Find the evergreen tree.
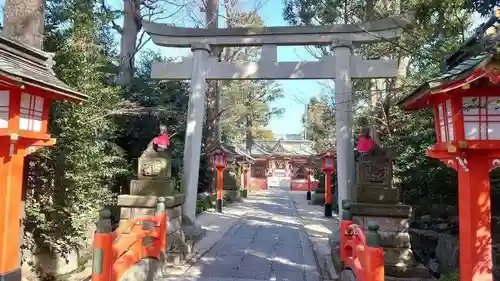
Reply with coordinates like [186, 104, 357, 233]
[23, 0, 128, 256]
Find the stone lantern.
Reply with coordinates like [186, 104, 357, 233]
[0, 35, 87, 281]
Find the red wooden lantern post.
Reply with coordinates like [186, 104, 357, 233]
[0, 36, 87, 281]
[401, 25, 500, 280]
[211, 148, 227, 213]
[242, 162, 250, 198]
[320, 151, 336, 217]
[306, 160, 313, 200]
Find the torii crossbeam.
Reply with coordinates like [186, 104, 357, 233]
[143, 14, 412, 220]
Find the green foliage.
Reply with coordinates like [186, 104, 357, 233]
[23, 0, 128, 256]
[115, 50, 189, 185]
[439, 270, 460, 281]
[196, 200, 213, 214]
[303, 96, 335, 152]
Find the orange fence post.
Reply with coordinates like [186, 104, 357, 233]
[340, 201, 353, 263]
[92, 210, 114, 281]
[363, 222, 384, 281]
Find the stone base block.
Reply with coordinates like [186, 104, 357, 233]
[130, 179, 175, 196]
[224, 190, 241, 202]
[166, 230, 186, 251]
[353, 215, 409, 233]
[386, 263, 433, 279]
[311, 192, 325, 205]
[350, 202, 412, 218]
[384, 247, 418, 267]
[356, 184, 399, 204]
[119, 257, 167, 281]
[118, 194, 184, 208]
[182, 216, 206, 242]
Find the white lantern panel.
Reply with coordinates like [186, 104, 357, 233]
[0, 90, 9, 128]
[438, 104, 444, 126]
[464, 122, 488, 140]
[440, 125, 446, 142]
[464, 122, 479, 140]
[448, 124, 454, 141]
[488, 122, 500, 139]
[325, 157, 334, 168]
[19, 93, 43, 132]
[487, 97, 500, 115]
[462, 97, 481, 115]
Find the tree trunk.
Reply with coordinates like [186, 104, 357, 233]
[205, 0, 220, 193]
[245, 113, 253, 155]
[118, 0, 141, 86]
[3, 0, 45, 49]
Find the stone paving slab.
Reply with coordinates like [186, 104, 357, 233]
[288, 191, 340, 281]
[162, 187, 322, 281]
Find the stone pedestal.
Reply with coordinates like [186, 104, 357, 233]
[349, 150, 432, 280]
[117, 140, 205, 266]
[311, 175, 325, 205]
[350, 203, 432, 279]
[223, 169, 241, 202]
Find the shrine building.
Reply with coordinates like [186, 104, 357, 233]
[233, 138, 320, 191]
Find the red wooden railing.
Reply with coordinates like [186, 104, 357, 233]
[340, 201, 385, 281]
[91, 197, 167, 281]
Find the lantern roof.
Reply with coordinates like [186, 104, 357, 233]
[317, 149, 336, 158]
[400, 9, 500, 110]
[0, 34, 87, 102]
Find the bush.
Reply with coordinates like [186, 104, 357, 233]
[439, 271, 459, 281]
[196, 200, 213, 214]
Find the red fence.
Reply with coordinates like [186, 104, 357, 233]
[290, 179, 319, 191]
[340, 202, 384, 281]
[91, 197, 167, 281]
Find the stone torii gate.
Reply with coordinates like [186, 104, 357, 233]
[143, 16, 412, 220]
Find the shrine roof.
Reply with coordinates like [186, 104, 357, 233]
[400, 10, 500, 110]
[237, 139, 316, 158]
[0, 34, 87, 101]
[221, 143, 256, 163]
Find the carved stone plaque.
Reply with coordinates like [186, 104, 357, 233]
[357, 156, 392, 188]
[356, 149, 399, 204]
[141, 159, 167, 177]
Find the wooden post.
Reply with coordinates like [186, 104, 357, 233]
[216, 167, 223, 213]
[0, 139, 26, 281]
[457, 155, 492, 281]
[324, 172, 333, 217]
[92, 210, 113, 281]
[340, 201, 353, 262]
[306, 169, 312, 200]
[364, 222, 384, 281]
[241, 167, 248, 198]
[156, 197, 167, 250]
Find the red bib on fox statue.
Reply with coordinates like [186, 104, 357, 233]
[356, 127, 377, 153]
[152, 125, 169, 151]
